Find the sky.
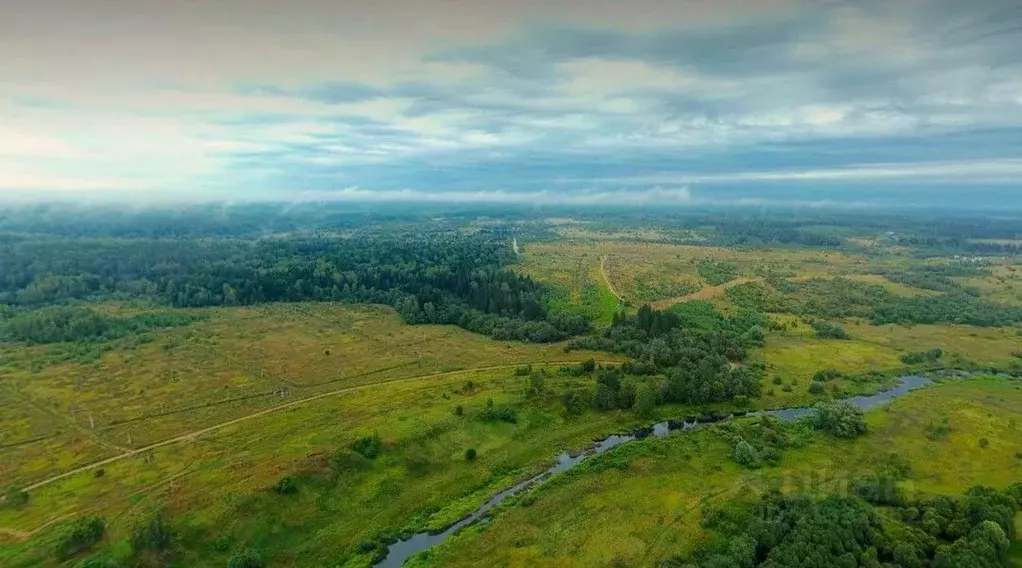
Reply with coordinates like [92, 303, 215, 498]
[2, 0, 1021, 206]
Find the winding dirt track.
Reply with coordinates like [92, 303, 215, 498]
[650, 277, 759, 310]
[20, 360, 614, 494]
[599, 256, 624, 302]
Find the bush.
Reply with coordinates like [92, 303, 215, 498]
[808, 382, 826, 395]
[812, 369, 843, 382]
[529, 371, 545, 394]
[811, 402, 868, 438]
[464, 448, 477, 461]
[900, 348, 944, 365]
[781, 384, 794, 393]
[228, 548, 265, 568]
[352, 433, 382, 458]
[810, 320, 850, 339]
[561, 389, 590, 416]
[979, 438, 989, 448]
[453, 405, 463, 416]
[514, 364, 532, 376]
[131, 511, 172, 553]
[772, 376, 783, 385]
[731, 439, 759, 466]
[581, 358, 596, 373]
[479, 405, 518, 424]
[55, 516, 106, 561]
[272, 476, 297, 495]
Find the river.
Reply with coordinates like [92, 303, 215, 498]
[377, 374, 938, 567]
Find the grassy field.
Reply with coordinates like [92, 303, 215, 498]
[0, 303, 640, 567]
[518, 241, 955, 308]
[516, 244, 620, 324]
[414, 376, 1022, 567]
[0, 303, 617, 486]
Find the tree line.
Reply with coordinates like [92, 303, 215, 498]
[0, 233, 586, 343]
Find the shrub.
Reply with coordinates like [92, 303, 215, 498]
[808, 382, 826, 395]
[979, 438, 990, 448]
[812, 369, 843, 382]
[810, 320, 850, 339]
[592, 383, 617, 411]
[130, 511, 172, 553]
[514, 364, 532, 376]
[731, 439, 759, 466]
[55, 516, 106, 561]
[352, 433, 382, 458]
[228, 548, 265, 568]
[781, 384, 794, 393]
[562, 389, 590, 416]
[464, 448, 477, 461]
[453, 405, 464, 416]
[925, 418, 951, 441]
[772, 376, 784, 385]
[479, 405, 518, 424]
[900, 348, 945, 365]
[272, 476, 298, 495]
[529, 371, 545, 394]
[581, 358, 596, 373]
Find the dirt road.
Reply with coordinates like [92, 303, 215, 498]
[20, 359, 617, 494]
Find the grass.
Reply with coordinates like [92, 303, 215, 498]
[852, 321, 1022, 367]
[0, 303, 635, 567]
[0, 303, 615, 486]
[517, 244, 620, 323]
[415, 376, 1022, 567]
[518, 241, 955, 308]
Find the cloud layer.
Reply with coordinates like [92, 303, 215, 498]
[2, 0, 1020, 204]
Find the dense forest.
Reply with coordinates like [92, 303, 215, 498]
[571, 303, 765, 405]
[0, 233, 585, 343]
[668, 483, 1022, 568]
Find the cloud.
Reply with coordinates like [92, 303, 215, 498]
[293, 185, 692, 205]
[1, 0, 1020, 203]
[591, 159, 1022, 186]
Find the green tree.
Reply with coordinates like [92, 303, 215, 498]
[55, 516, 106, 561]
[632, 383, 656, 417]
[812, 401, 868, 438]
[130, 511, 172, 553]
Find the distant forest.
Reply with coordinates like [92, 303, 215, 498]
[2, 203, 1020, 345]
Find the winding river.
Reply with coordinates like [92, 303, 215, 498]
[377, 374, 938, 567]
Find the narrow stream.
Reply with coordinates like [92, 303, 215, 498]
[377, 374, 937, 567]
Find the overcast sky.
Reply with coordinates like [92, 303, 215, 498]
[2, 0, 1021, 204]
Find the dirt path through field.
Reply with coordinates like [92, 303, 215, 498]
[651, 277, 758, 310]
[599, 256, 624, 302]
[20, 359, 617, 494]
